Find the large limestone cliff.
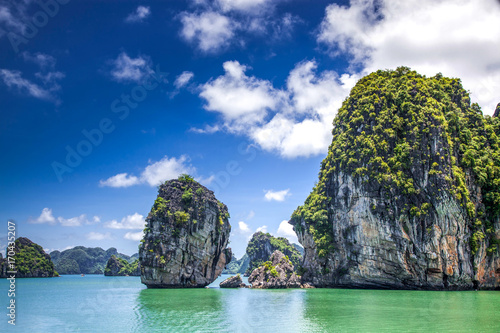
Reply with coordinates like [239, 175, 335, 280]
[139, 175, 232, 288]
[291, 68, 500, 290]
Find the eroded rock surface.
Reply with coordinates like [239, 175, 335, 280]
[248, 250, 302, 289]
[139, 176, 232, 288]
[220, 274, 246, 288]
[291, 68, 500, 290]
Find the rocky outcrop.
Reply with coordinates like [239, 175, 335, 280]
[248, 250, 302, 288]
[104, 255, 140, 276]
[291, 68, 500, 290]
[244, 232, 302, 276]
[50, 246, 136, 275]
[0, 238, 58, 278]
[219, 274, 246, 288]
[139, 175, 232, 288]
[223, 253, 249, 274]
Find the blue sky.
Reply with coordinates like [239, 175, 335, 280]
[1, 0, 499, 259]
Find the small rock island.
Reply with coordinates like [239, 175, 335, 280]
[139, 175, 232, 288]
[0, 237, 58, 278]
[248, 250, 303, 289]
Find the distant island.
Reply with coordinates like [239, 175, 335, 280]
[50, 246, 138, 275]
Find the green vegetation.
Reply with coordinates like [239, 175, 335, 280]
[6, 238, 58, 277]
[245, 232, 302, 275]
[292, 67, 500, 258]
[104, 255, 140, 276]
[177, 174, 195, 182]
[182, 188, 193, 204]
[51, 246, 137, 275]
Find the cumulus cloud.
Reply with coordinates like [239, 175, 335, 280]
[197, 60, 357, 158]
[179, 1, 299, 52]
[125, 6, 151, 23]
[200, 61, 283, 130]
[180, 11, 236, 52]
[264, 189, 290, 202]
[276, 220, 298, 244]
[141, 155, 196, 186]
[99, 173, 140, 188]
[99, 155, 198, 188]
[317, 0, 500, 114]
[31, 208, 56, 224]
[105, 213, 145, 230]
[238, 221, 251, 233]
[256, 225, 268, 233]
[29, 208, 99, 227]
[86, 232, 112, 241]
[124, 231, 144, 241]
[110, 52, 153, 83]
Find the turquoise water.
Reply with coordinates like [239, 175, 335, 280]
[1, 274, 499, 332]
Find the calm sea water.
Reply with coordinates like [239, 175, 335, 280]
[1, 274, 499, 332]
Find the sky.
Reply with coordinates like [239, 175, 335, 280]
[0, 0, 499, 259]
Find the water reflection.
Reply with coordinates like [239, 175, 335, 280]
[135, 287, 322, 332]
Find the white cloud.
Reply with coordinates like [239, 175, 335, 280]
[110, 52, 153, 83]
[0, 69, 57, 101]
[29, 208, 99, 227]
[264, 189, 290, 202]
[256, 225, 268, 233]
[179, 1, 299, 52]
[125, 5, 151, 23]
[317, 0, 500, 114]
[105, 213, 145, 230]
[22, 52, 56, 69]
[180, 11, 236, 52]
[86, 232, 112, 241]
[99, 173, 140, 188]
[124, 231, 144, 241]
[197, 60, 357, 158]
[99, 155, 197, 188]
[57, 214, 89, 227]
[200, 60, 284, 130]
[31, 208, 56, 224]
[238, 221, 251, 233]
[247, 210, 255, 220]
[174, 71, 195, 89]
[276, 219, 298, 244]
[216, 0, 274, 13]
[141, 155, 195, 187]
[1, 52, 65, 102]
[196, 174, 215, 186]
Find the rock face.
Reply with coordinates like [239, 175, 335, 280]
[244, 232, 302, 276]
[291, 68, 500, 290]
[248, 250, 302, 289]
[139, 175, 232, 288]
[104, 255, 140, 276]
[0, 238, 58, 278]
[219, 274, 246, 288]
[50, 246, 136, 275]
[223, 253, 249, 274]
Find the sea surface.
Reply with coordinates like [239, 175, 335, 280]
[1, 274, 499, 332]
